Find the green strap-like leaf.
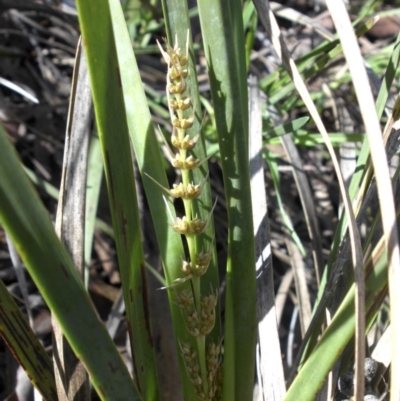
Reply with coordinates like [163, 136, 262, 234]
[197, 1, 257, 400]
[75, 0, 160, 399]
[0, 124, 141, 401]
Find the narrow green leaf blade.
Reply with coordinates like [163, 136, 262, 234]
[0, 125, 141, 401]
[264, 117, 309, 138]
[197, 1, 257, 400]
[75, 0, 160, 398]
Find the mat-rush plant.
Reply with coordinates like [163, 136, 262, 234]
[87, 0, 258, 397]
[1, 1, 399, 401]
[0, 0, 255, 400]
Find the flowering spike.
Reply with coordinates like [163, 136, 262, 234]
[172, 215, 207, 236]
[170, 97, 191, 111]
[172, 114, 194, 129]
[158, 32, 222, 400]
[199, 289, 218, 335]
[171, 182, 200, 199]
[172, 154, 200, 170]
[171, 131, 199, 151]
[192, 246, 213, 277]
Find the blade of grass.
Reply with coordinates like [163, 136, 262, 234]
[229, 0, 250, 134]
[325, 3, 400, 401]
[264, 116, 309, 138]
[197, 1, 257, 400]
[52, 38, 91, 401]
[73, 1, 161, 398]
[375, 32, 400, 119]
[0, 123, 141, 401]
[244, 1, 257, 70]
[266, 132, 364, 146]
